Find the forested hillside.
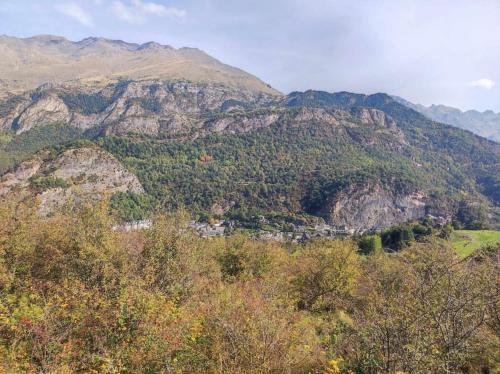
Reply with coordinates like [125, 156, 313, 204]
[0, 84, 498, 230]
[0, 28, 499, 373]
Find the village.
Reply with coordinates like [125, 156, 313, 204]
[114, 218, 360, 242]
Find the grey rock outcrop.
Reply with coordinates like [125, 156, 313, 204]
[0, 146, 144, 214]
[0, 80, 277, 136]
[322, 184, 427, 231]
[15, 94, 70, 133]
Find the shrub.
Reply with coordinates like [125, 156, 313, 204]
[358, 234, 382, 254]
[29, 176, 69, 190]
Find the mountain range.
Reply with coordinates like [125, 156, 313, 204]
[393, 96, 500, 142]
[0, 35, 498, 231]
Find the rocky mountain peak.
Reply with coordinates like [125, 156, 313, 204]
[24, 34, 70, 44]
[137, 41, 172, 51]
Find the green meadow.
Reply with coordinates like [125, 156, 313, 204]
[450, 230, 500, 257]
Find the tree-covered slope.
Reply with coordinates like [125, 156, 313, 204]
[98, 103, 498, 229]
[283, 91, 500, 205]
[0, 84, 498, 229]
[0, 123, 83, 174]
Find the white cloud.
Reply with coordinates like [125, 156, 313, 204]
[111, 1, 138, 23]
[56, 2, 93, 27]
[469, 78, 495, 90]
[111, 0, 186, 24]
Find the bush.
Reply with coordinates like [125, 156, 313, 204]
[0, 203, 497, 373]
[291, 239, 359, 311]
[357, 234, 382, 254]
[381, 224, 415, 251]
[29, 176, 69, 190]
[457, 200, 490, 229]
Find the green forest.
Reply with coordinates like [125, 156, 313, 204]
[97, 109, 496, 229]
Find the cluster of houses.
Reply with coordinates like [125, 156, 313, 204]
[113, 214, 451, 241]
[188, 220, 227, 237]
[186, 220, 359, 241]
[113, 219, 153, 232]
[255, 223, 356, 242]
[112, 219, 228, 237]
[113, 218, 359, 241]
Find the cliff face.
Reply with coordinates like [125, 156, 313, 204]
[0, 80, 277, 136]
[13, 95, 71, 134]
[0, 146, 143, 214]
[320, 184, 428, 231]
[1, 84, 406, 145]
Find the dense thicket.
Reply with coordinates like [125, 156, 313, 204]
[0, 203, 498, 373]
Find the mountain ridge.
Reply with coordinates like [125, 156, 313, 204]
[392, 95, 500, 142]
[0, 34, 280, 97]
[0, 34, 498, 229]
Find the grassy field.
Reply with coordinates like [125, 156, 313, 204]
[450, 230, 500, 258]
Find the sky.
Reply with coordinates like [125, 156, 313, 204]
[1, 0, 499, 111]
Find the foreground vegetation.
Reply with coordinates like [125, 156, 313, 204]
[0, 202, 498, 373]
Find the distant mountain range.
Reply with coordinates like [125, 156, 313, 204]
[0, 35, 498, 230]
[393, 96, 500, 142]
[0, 34, 279, 97]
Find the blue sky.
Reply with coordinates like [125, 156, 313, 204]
[1, 0, 499, 111]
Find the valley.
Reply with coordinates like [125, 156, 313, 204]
[0, 31, 498, 373]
